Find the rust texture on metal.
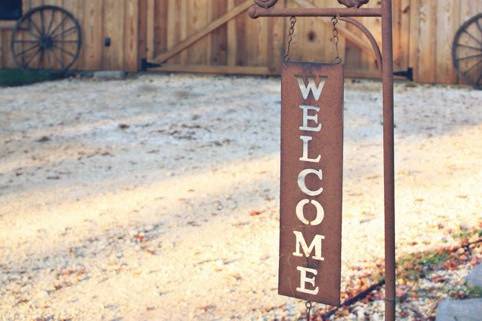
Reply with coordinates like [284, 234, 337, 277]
[339, 17, 382, 69]
[279, 62, 343, 306]
[248, 6, 382, 19]
[381, 1, 396, 320]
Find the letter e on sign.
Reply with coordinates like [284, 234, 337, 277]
[279, 62, 343, 306]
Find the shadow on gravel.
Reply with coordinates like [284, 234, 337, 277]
[0, 69, 67, 87]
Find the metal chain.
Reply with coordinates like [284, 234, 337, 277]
[284, 16, 297, 62]
[331, 16, 342, 64]
[305, 301, 312, 321]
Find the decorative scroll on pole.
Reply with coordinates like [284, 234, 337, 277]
[249, 1, 396, 321]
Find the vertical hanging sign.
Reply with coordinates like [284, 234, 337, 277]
[279, 62, 344, 306]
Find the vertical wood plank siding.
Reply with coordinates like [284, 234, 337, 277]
[0, 0, 140, 71]
[0, 0, 480, 83]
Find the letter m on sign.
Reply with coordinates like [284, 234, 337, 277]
[279, 62, 344, 306]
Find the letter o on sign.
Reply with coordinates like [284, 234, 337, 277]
[296, 199, 325, 226]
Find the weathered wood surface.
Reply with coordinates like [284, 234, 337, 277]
[0, 0, 480, 83]
[0, 0, 141, 71]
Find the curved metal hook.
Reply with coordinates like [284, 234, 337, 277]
[337, 0, 370, 8]
[339, 17, 382, 70]
[254, 0, 278, 9]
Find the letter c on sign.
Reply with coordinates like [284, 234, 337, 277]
[298, 169, 323, 196]
[296, 199, 325, 226]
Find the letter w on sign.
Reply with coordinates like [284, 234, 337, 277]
[279, 62, 343, 306]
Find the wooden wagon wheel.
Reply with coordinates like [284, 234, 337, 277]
[452, 13, 482, 89]
[10, 5, 82, 73]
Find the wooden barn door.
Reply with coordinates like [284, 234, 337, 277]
[139, 0, 286, 74]
[139, 0, 392, 78]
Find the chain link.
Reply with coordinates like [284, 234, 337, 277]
[331, 16, 342, 64]
[285, 15, 341, 64]
[284, 16, 297, 62]
[305, 301, 312, 321]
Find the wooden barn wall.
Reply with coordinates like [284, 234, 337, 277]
[0, 0, 140, 71]
[405, 0, 482, 84]
[139, 0, 285, 74]
[140, 0, 482, 84]
[287, 0, 378, 77]
[0, 0, 481, 84]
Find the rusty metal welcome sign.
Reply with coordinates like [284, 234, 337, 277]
[250, 1, 397, 320]
[279, 63, 343, 305]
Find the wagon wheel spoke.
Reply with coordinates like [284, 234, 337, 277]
[24, 47, 42, 67]
[45, 48, 56, 70]
[51, 48, 66, 69]
[19, 19, 42, 40]
[16, 43, 40, 57]
[44, 48, 51, 69]
[22, 47, 38, 66]
[13, 40, 39, 44]
[23, 27, 40, 40]
[53, 44, 76, 58]
[35, 49, 44, 69]
[48, 14, 69, 38]
[51, 26, 78, 40]
[455, 43, 482, 51]
[456, 53, 482, 61]
[53, 40, 79, 43]
[46, 9, 56, 35]
[23, 48, 40, 68]
[40, 8, 46, 35]
[33, 51, 41, 69]
[476, 73, 482, 87]
[463, 60, 482, 76]
[39, 50, 46, 69]
[462, 30, 482, 46]
[28, 17, 43, 37]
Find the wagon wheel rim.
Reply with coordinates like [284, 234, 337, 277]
[452, 13, 482, 89]
[11, 5, 82, 73]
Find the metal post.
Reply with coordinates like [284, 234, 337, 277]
[381, 1, 396, 321]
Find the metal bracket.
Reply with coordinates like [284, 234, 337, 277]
[393, 67, 413, 81]
[141, 58, 162, 71]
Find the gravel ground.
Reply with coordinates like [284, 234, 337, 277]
[0, 74, 481, 321]
[310, 240, 481, 321]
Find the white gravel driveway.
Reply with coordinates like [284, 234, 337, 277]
[0, 75, 480, 321]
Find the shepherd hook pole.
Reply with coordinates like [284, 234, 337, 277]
[381, 1, 396, 321]
[250, 1, 397, 320]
